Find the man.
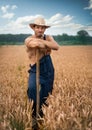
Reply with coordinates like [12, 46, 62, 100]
[25, 17, 59, 118]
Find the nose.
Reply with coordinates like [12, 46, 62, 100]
[39, 27, 43, 31]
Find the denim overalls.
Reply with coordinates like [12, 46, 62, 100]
[27, 35, 54, 117]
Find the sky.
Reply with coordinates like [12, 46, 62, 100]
[0, 0, 92, 36]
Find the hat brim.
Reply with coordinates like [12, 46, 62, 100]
[29, 23, 50, 29]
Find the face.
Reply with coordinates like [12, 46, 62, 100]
[34, 25, 46, 38]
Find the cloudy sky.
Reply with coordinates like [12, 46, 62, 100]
[0, 0, 92, 36]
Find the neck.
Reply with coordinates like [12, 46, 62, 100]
[35, 34, 44, 39]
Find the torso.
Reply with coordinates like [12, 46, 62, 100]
[26, 35, 51, 65]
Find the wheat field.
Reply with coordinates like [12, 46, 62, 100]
[0, 45, 92, 130]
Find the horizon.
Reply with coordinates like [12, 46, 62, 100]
[0, 32, 92, 37]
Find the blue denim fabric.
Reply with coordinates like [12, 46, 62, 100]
[27, 54, 54, 116]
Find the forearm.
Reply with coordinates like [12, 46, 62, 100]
[44, 40, 59, 50]
[25, 36, 59, 50]
[38, 39, 59, 50]
[25, 37, 46, 48]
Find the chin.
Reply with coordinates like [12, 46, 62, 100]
[37, 34, 43, 38]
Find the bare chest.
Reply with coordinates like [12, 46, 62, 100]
[26, 47, 45, 65]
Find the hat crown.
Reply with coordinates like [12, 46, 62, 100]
[29, 17, 50, 29]
[34, 17, 46, 26]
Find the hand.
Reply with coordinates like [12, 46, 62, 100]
[28, 39, 46, 48]
[25, 37, 46, 48]
[29, 41, 39, 48]
[38, 42, 46, 48]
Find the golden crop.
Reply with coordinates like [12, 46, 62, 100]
[0, 45, 92, 130]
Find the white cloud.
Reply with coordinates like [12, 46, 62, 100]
[61, 23, 83, 29]
[62, 15, 73, 23]
[80, 25, 92, 31]
[46, 13, 92, 35]
[47, 13, 73, 27]
[84, 0, 92, 9]
[0, 13, 92, 36]
[84, 0, 92, 15]
[7, 14, 43, 27]
[1, 5, 17, 19]
[2, 12, 14, 19]
[1, 5, 17, 13]
[11, 5, 17, 10]
[86, 26, 92, 31]
[49, 13, 62, 22]
[5, 15, 43, 32]
[1, 5, 10, 13]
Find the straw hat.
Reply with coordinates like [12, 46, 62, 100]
[29, 17, 50, 29]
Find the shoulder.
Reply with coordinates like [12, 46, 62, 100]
[45, 35, 52, 40]
[45, 35, 55, 41]
[24, 35, 34, 44]
[25, 35, 35, 39]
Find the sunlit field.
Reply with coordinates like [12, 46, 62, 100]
[0, 45, 92, 130]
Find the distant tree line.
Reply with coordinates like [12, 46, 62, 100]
[53, 30, 92, 45]
[0, 34, 31, 45]
[0, 30, 92, 45]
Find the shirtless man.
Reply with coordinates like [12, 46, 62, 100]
[25, 17, 59, 118]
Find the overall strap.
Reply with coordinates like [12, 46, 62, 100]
[43, 34, 51, 56]
[43, 34, 46, 40]
[43, 34, 47, 56]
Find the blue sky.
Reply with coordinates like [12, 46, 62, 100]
[0, 0, 92, 36]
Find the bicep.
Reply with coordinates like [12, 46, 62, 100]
[47, 35, 56, 42]
[46, 35, 59, 50]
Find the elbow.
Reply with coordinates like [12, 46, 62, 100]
[54, 44, 60, 50]
[54, 41, 60, 50]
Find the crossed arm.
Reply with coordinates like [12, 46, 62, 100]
[25, 35, 59, 50]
